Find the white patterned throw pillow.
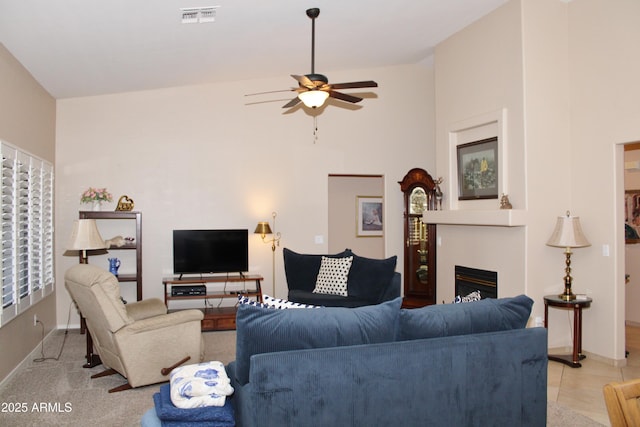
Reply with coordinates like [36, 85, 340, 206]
[453, 290, 482, 303]
[237, 294, 318, 309]
[312, 256, 353, 296]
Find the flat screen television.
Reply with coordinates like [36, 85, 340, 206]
[173, 229, 248, 276]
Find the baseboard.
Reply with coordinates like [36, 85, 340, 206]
[547, 346, 627, 367]
[61, 322, 81, 330]
[583, 350, 627, 367]
[0, 328, 57, 390]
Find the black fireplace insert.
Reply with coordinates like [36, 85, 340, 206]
[454, 265, 497, 299]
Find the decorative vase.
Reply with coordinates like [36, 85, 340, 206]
[92, 201, 102, 211]
[108, 258, 121, 276]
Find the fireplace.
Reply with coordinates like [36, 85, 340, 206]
[455, 265, 497, 299]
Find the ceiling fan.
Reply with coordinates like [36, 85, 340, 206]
[249, 8, 378, 109]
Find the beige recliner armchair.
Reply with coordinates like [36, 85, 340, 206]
[65, 264, 204, 392]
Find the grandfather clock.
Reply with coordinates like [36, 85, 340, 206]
[399, 168, 437, 308]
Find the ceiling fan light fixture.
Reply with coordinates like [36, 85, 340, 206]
[298, 90, 329, 108]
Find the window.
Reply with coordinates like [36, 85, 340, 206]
[0, 141, 54, 327]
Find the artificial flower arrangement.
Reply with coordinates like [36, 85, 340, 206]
[80, 187, 113, 204]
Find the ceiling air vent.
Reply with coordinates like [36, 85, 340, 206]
[180, 6, 219, 24]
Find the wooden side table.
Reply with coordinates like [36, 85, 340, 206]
[544, 295, 592, 368]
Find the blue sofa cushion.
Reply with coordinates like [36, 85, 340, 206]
[234, 297, 402, 385]
[283, 248, 352, 293]
[397, 294, 533, 341]
[347, 254, 397, 303]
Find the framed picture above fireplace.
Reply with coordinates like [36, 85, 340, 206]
[457, 137, 499, 200]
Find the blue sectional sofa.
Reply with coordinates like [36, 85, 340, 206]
[226, 294, 548, 427]
[283, 248, 401, 307]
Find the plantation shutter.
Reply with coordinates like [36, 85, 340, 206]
[1, 145, 17, 318]
[0, 142, 54, 326]
[17, 151, 30, 300]
[41, 162, 54, 294]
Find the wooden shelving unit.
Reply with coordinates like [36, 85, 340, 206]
[79, 210, 142, 301]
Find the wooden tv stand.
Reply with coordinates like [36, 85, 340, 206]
[162, 274, 263, 331]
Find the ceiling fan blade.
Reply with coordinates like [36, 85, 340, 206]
[329, 91, 363, 104]
[330, 81, 378, 90]
[291, 74, 315, 89]
[282, 96, 302, 108]
[245, 89, 295, 97]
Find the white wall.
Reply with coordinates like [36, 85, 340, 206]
[568, 0, 640, 362]
[433, 0, 640, 363]
[520, 0, 575, 348]
[434, 1, 530, 307]
[54, 64, 435, 326]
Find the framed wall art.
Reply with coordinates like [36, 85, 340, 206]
[356, 196, 383, 237]
[457, 136, 499, 200]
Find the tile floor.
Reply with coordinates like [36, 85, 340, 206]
[548, 325, 640, 426]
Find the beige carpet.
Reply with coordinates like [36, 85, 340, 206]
[0, 329, 235, 427]
[0, 329, 604, 426]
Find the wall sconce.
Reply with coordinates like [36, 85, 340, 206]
[254, 212, 281, 296]
[546, 211, 591, 301]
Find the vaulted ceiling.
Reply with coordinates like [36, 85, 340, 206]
[0, 0, 507, 99]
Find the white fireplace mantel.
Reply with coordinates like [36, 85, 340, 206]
[423, 209, 527, 227]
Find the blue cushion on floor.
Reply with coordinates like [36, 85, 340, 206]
[151, 384, 234, 426]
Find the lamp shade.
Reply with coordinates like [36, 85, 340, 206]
[298, 90, 329, 108]
[546, 212, 591, 248]
[67, 219, 106, 251]
[254, 222, 273, 236]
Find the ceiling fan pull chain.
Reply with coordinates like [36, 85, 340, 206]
[313, 115, 319, 143]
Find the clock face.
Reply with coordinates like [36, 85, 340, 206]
[409, 187, 427, 214]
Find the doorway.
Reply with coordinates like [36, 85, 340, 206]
[327, 174, 384, 258]
[624, 143, 640, 328]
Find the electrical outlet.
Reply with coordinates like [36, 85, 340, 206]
[33, 314, 38, 326]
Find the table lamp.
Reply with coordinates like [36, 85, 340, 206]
[546, 211, 591, 301]
[67, 219, 107, 263]
[254, 212, 281, 296]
